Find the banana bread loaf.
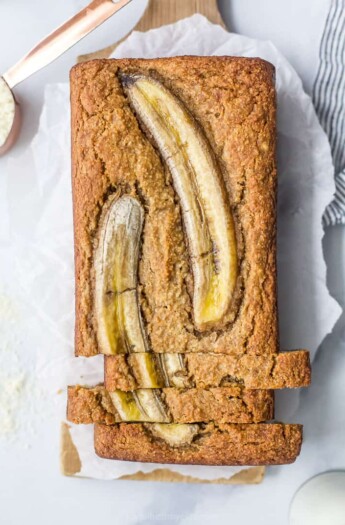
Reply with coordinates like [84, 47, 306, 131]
[69, 56, 308, 467]
[71, 56, 278, 358]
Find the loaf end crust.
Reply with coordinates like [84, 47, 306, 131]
[94, 423, 303, 466]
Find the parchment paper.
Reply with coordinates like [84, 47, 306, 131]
[1, 15, 341, 481]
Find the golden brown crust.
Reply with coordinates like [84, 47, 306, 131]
[67, 385, 274, 424]
[104, 350, 311, 390]
[67, 386, 116, 425]
[94, 423, 302, 466]
[71, 56, 277, 357]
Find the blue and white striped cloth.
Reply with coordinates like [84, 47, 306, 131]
[313, 0, 345, 226]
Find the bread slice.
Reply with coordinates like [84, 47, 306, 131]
[71, 56, 278, 358]
[104, 350, 311, 390]
[67, 385, 274, 424]
[94, 423, 303, 466]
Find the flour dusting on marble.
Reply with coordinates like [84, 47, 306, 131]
[0, 290, 41, 445]
[0, 373, 26, 435]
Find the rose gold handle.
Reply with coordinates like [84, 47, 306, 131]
[3, 0, 132, 89]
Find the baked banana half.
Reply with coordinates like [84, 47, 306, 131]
[120, 72, 238, 330]
[109, 389, 169, 423]
[94, 193, 149, 355]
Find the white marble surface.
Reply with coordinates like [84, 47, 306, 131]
[0, 1, 344, 524]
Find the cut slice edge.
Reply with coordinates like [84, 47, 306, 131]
[104, 350, 311, 390]
[94, 423, 303, 465]
[67, 385, 274, 424]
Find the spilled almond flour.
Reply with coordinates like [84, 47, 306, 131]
[0, 290, 40, 444]
[0, 292, 24, 438]
[0, 372, 26, 436]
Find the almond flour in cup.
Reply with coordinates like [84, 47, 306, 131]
[0, 77, 16, 151]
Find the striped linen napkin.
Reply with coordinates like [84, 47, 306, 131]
[313, 0, 345, 226]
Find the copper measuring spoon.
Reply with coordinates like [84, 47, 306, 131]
[0, 0, 132, 156]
